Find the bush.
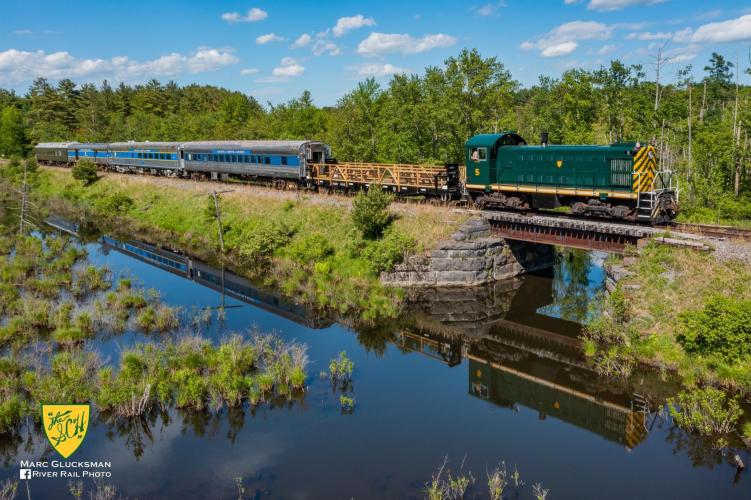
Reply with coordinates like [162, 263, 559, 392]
[98, 192, 134, 213]
[328, 351, 354, 382]
[351, 188, 394, 239]
[667, 386, 743, 435]
[71, 159, 98, 185]
[362, 229, 415, 274]
[237, 219, 295, 262]
[677, 295, 751, 363]
[288, 233, 334, 263]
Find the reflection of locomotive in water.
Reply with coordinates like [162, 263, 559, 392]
[34, 132, 677, 223]
[397, 275, 650, 449]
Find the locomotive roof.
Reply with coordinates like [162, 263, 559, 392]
[465, 132, 527, 148]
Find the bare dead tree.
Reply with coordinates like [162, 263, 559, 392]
[651, 42, 671, 112]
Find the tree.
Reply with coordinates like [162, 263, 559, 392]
[71, 159, 98, 185]
[0, 106, 27, 157]
[351, 188, 394, 239]
[704, 52, 734, 85]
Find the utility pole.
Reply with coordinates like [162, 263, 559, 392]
[211, 189, 234, 253]
[733, 52, 741, 197]
[19, 159, 30, 234]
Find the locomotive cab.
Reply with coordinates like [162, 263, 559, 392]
[465, 133, 527, 189]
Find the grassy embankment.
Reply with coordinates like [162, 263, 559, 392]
[32, 166, 469, 320]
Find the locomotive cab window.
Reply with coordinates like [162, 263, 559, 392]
[470, 147, 487, 162]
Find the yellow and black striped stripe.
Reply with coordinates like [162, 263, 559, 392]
[632, 145, 656, 193]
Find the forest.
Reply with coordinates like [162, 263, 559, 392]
[0, 48, 749, 222]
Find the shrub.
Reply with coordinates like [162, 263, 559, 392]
[677, 295, 751, 363]
[71, 159, 98, 185]
[288, 233, 334, 263]
[667, 386, 743, 435]
[237, 219, 295, 262]
[351, 188, 394, 239]
[362, 229, 415, 274]
[339, 394, 355, 412]
[329, 351, 354, 382]
[99, 193, 134, 213]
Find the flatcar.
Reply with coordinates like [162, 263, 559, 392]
[464, 132, 677, 223]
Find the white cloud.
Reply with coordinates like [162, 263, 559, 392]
[0, 48, 238, 85]
[13, 29, 58, 35]
[256, 33, 284, 45]
[271, 57, 304, 78]
[564, 0, 582, 4]
[221, 7, 268, 23]
[665, 44, 701, 63]
[690, 14, 751, 43]
[291, 34, 312, 48]
[587, 0, 664, 11]
[356, 32, 457, 56]
[597, 44, 618, 55]
[240, 68, 259, 75]
[474, 1, 507, 16]
[332, 15, 376, 37]
[672, 27, 693, 42]
[541, 41, 578, 57]
[626, 31, 673, 40]
[353, 63, 408, 77]
[521, 21, 611, 57]
[312, 39, 341, 56]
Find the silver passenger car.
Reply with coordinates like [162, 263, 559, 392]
[182, 140, 329, 180]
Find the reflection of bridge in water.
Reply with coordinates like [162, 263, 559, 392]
[397, 274, 650, 449]
[98, 235, 333, 329]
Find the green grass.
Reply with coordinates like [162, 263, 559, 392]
[33, 167, 468, 320]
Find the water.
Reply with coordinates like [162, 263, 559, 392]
[2, 229, 749, 499]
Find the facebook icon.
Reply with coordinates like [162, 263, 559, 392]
[19, 469, 31, 480]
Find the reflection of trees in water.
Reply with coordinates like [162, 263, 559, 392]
[664, 423, 749, 480]
[101, 408, 167, 461]
[99, 392, 307, 460]
[353, 322, 397, 357]
[543, 250, 593, 323]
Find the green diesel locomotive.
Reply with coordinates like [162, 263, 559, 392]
[464, 132, 678, 223]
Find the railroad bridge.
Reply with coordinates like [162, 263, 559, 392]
[478, 211, 663, 253]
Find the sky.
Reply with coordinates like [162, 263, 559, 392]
[1, 0, 750, 106]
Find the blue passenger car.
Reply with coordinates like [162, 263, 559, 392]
[108, 142, 182, 173]
[68, 143, 110, 165]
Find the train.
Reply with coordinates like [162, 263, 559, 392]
[34, 132, 678, 224]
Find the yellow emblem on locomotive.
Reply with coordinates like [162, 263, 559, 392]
[556, 160, 563, 168]
[42, 404, 90, 459]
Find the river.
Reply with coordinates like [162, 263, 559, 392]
[0, 223, 748, 499]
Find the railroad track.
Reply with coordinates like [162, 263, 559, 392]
[659, 222, 751, 240]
